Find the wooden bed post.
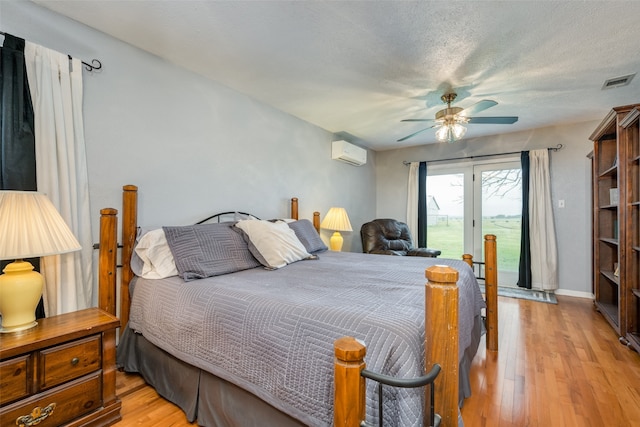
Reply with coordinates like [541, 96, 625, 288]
[462, 254, 473, 268]
[484, 234, 498, 352]
[333, 336, 367, 427]
[99, 208, 118, 316]
[291, 197, 299, 220]
[462, 234, 498, 353]
[119, 185, 138, 331]
[425, 265, 459, 427]
[313, 211, 320, 232]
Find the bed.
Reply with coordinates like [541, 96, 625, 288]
[98, 185, 498, 427]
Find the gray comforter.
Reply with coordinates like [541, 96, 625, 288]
[127, 251, 485, 426]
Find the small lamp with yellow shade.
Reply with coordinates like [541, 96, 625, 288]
[320, 207, 352, 252]
[0, 191, 81, 333]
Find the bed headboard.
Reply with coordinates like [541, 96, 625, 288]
[196, 211, 261, 224]
[99, 185, 321, 334]
[193, 197, 323, 228]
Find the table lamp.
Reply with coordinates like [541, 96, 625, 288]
[0, 191, 81, 333]
[320, 207, 352, 251]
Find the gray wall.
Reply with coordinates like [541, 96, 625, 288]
[1, 1, 375, 300]
[375, 121, 598, 297]
[2, 1, 598, 298]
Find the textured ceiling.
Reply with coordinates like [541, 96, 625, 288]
[33, 1, 640, 150]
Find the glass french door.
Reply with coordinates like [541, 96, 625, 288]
[426, 159, 521, 287]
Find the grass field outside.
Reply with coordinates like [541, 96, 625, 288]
[427, 216, 521, 276]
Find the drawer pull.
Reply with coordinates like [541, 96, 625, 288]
[71, 357, 80, 366]
[15, 403, 56, 427]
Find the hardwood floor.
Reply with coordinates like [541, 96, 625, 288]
[114, 295, 640, 426]
[115, 370, 195, 426]
[461, 295, 640, 427]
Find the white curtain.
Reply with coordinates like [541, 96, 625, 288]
[529, 149, 558, 290]
[406, 162, 419, 240]
[24, 43, 93, 315]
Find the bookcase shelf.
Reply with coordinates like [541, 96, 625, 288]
[599, 237, 619, 246]
[599, 164, 618, 177]
[590, 104, 640, 349]
[600, 270, 620, 285]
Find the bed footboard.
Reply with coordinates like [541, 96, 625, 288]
[463, 235, 498, 352]
[334, 265, 460, 427]
[334, 237, 498, 427]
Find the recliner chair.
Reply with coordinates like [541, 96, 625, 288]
[360, 218, 441, 257]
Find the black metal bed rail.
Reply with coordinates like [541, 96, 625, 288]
[196, 211, 260, 224]
[472, 260, 485, 281]
[471, 260, 488, 323]
[359, 363, 442, 427]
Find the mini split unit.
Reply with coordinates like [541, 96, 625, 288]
[331, 140, 367, 166]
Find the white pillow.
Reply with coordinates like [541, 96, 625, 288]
[133, 228, 179, 279]
[235, 220, 311, 269]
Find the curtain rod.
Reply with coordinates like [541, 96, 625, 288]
[0, 31, 102, 72]
[402, 143, 564, 166]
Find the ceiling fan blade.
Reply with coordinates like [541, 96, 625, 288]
[459, 100, 498, 117]
[466, 116, 519, 124]
[397, 125, 437, 142]
[401, 118, 436, 123]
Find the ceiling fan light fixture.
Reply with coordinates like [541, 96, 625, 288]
[435, 120, 467, 143]
[398, 91, 517, 143]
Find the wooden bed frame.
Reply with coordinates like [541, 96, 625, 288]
[97, 185, 498, 427]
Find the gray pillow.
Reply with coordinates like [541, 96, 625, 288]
[288, 219, 328, 254]
[163, 222, 260, 281]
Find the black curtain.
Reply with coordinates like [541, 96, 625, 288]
[0, 33, 45, 318]
[517, 151, 532, 289]
[417, 161, 427, 247]
[1, 34, 36, 190]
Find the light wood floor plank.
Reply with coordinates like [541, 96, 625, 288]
[113, 295, 640, 426]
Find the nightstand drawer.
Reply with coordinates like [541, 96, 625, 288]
[0, 372, 102, 427]
[40, 335, 101, 390]
[0, 355, 31, 406]
[0, 308, 120, 426]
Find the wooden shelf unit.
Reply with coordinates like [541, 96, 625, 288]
[621, 107, 640, 352]
[590, 103, 640, 348]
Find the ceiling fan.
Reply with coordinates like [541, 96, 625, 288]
[398, 93, 518, 143]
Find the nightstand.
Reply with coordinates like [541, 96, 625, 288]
[0, 307, 121, 427]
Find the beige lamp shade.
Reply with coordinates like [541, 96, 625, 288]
[0, 191, 81, 260]
[320, 207, 352, 251]
[320, 207, 353, 232]
[0, 191, 81, 332]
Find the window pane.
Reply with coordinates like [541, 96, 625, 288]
[426, 173, 464, 258]
[480, 168, 521, 286]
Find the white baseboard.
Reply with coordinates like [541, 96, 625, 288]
[554, 289, 594, 299]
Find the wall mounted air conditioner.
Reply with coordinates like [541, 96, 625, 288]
[331, 140, 367, 166]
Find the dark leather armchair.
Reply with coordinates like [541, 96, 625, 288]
[360, 219, 441, 257]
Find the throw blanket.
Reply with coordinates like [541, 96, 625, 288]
[127, 251, 485, 426]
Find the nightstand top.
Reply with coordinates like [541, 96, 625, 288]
[0, 307, 119, 359]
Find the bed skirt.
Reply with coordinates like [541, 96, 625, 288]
[117, 326, 305, 427]
[116, 314, 484, 427]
